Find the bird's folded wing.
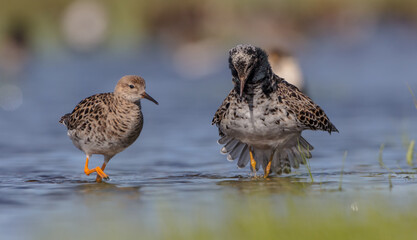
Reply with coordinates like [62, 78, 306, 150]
[277, 79, 338, 133]
[212, 89, 237, 127]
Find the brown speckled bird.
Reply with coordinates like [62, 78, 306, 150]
[60, 75, 158, 182]
[212, 44, 338, 178]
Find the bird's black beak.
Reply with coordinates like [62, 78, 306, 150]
[239, 76, 246, 98]
[142, 92, 159, 105]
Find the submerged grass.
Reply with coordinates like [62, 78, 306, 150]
[407, 85, 417, 168]
[338, 151, 348, 191]
[407, 83, 417, 109]
[380, 86, 417, 174]
[378, 142, 416, 176]
[377, 143, 396, 175]
[298, 141, 313, 182]
[377, 144, 398, 174]
[304, 156, 314, 183]
[378, 143, 385, 168]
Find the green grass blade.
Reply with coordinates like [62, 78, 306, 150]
[378, 143, 385, 168]
[298, 140, 313, 182]
[378, 143, 396, 174]
[406, 83, 417, 109]
[406, 140, 415, 167]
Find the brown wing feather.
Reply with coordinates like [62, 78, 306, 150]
[212, 89, 238, 137]
[60, 93, 112, 130]
[212, 89, 237, 126]
[276, 77, 338, 133]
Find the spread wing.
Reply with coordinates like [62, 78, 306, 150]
[276, 77, 338, 133]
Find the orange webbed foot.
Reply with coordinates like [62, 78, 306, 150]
[95, 162, 108, 183]
[84, 157, 109, 182]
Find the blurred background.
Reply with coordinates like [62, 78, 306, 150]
[1, 0, 417, 239]
[0, 0, 416, 148]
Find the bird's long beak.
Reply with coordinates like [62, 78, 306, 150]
[142, 92, 159, 105]
[239, 76, 246, 97]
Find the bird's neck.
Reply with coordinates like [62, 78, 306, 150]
[113, 94, 142, 110]
[134, 100, 142, 108]
[261, 74, 281, 95]
[236, 73, 278, 98]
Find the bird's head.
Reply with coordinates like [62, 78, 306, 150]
[228, 44, 271, 97]
[114, 75, 158, 105]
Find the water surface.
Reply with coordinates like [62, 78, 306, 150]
[1, 27, 417, 239]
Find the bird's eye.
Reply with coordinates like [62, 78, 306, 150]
[129, 84, 134, 89]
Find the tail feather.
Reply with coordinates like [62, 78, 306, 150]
[271, 152, 282, 174]
[299, 136, 314, 151]
[271, 151, 291, 174]
[218, 135, 232, 145]
[286, 149, 298, 169]
[220, 138, 246, 163]
[220, 137, 235, 154]
[281, 151, 292, 174]
[59, 113, 71, 127]
[237, 145, 250, 168]
[259, 149, 272, 171]
[221, 146, 227, 154]
[217, 136, 252, 167]
[271, 152, 291, 175]
[224, 139, 239, 151]
[297, 136, 313, 160]
[228, 142, 246, 161]
[270, 137, 314, 175]
[282, 160, 291, 174]
[217, 135, 314, 176]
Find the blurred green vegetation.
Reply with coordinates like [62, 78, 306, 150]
[2, 0, 417, 50]
[35, 193, 417, 240]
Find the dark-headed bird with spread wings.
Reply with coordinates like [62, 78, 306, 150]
[212, 44, 338, 178]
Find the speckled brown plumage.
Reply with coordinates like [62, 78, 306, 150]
[61, 93, 144, 153]
[212, 44, 338, 176]
[60, 75, 158, 182]
[277, 80, 337, 132]
[213, 75, 337, 134]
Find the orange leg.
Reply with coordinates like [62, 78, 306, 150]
[249, 148, 257, 175]
[264, 154, 273, 179]
[84, 156, 109, 182]
[95, 162, 107, 183]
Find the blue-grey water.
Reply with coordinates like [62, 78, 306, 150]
[1, 26, 417, 239]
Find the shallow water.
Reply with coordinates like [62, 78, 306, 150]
[1, 26, 417, 239]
